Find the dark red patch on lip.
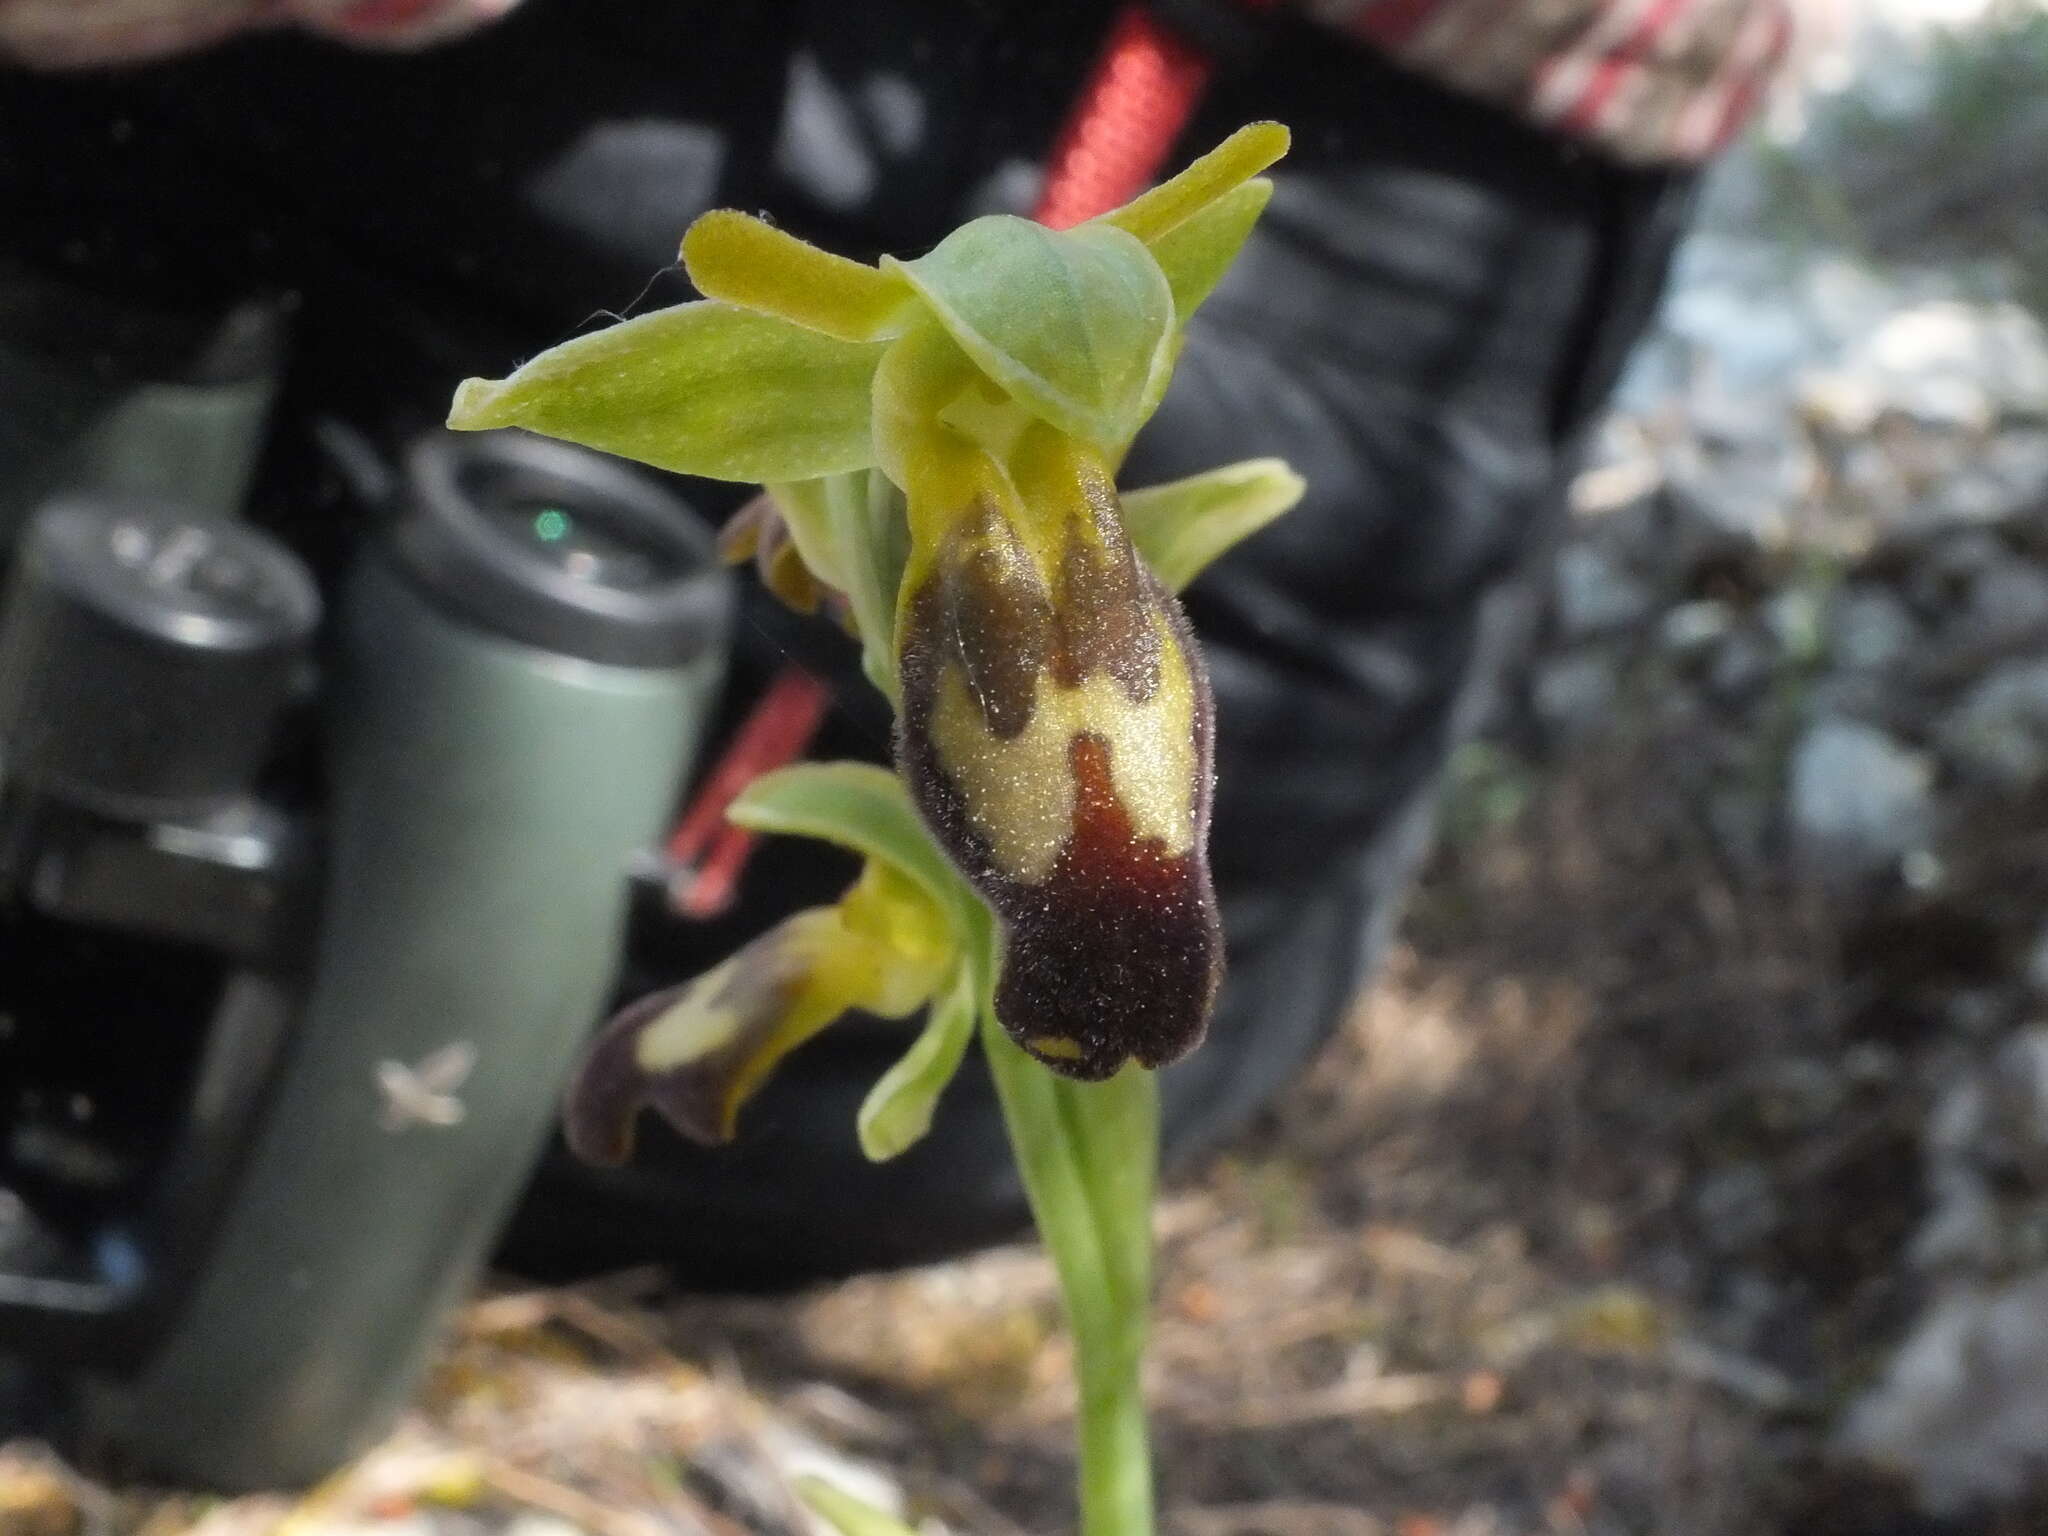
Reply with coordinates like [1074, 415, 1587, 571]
[993, 731, 1222, 1079]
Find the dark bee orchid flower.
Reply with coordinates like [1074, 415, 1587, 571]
[888, 415, 1221, 1078]
[451, 123, 1301, 1125]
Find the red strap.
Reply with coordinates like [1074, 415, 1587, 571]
[663, 665, 832, 917]
[664, 3, 1215, 918]
[1034, 5, 1217, 230]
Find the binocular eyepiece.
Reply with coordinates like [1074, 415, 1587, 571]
[0, 498, 320, 821]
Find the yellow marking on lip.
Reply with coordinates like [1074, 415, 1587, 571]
[633, 953, 749, 1073]
[926, 614, 1197, 885]
[1027, 1035, 1086, 1061]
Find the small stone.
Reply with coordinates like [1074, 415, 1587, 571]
[1657, 237, 1817, 401]
[1693, 1163, 1781, 1254]
[1862, 300, 2048, 428]
[1554, 544, 1653, 638]
[1979, 1031, 2048, 1171]
[1667, 1335, 1799, 1408]
[1788, 717, 1935, 880]
[1839, 1270, 2048, 1514]
[1707, 627, 1778, 702]
[1931, 530, 2011, 583]
[1534, 651, 1618, 738]
[1666, 433, 1811, 553]
[1800, 366, 1887, 436]
[1808, 670, 1890, 724]
[1925, 430, 2048, 528]
[0, 1454, 80, 1536]
[1660, 599, 1735, 659]
[1843, 1042, 1902, 1084]
[501, 1518, 588, 1536]
[1939, 658, 2048, 788]
[1903, 847, 1947, 891]
[1898, 533, 1991, 620]
[1762, 1055, 1846, 1128]
[1461, 1369, 1506, 1414]
[1570, 419, 1665, 519]
[1765, 587, 1829, 665]
[1956, 560, 2048, 648]
[1946, 989, 2012, 1039]
[1837, 436, 1920, 533]
[1829, 587, 1920, 673]
[1896, 375, 1996, 434]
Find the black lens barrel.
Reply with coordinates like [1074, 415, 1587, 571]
[0, 497, 320, 815]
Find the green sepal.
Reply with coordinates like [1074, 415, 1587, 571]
[734, 761, 990, 1161]
[842, 471, 912, 699]
[564, 861, 952, 1156]
[727, 762, 976, 934]
[1123, 456, 1306, 592]
[764, 473, 910, 701]
[1146, 178, 1273, 325]
[447, 300, 885, 482]
[885, 217, 1174, 453]
[755, 478, 845, 591]
[856, 937, 983, 1162]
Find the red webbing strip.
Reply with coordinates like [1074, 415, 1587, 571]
[1034, 4, 1216, 229]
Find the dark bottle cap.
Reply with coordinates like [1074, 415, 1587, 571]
[0, 496, 321, 816]
[389, 431, 731, 668]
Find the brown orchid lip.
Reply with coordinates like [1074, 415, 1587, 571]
[894, 480, 1222, 1080]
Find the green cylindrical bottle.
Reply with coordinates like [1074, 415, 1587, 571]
[80, 432, 732, 1487]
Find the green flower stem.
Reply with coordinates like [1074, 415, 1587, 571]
[981, 1000, 1160, 1536]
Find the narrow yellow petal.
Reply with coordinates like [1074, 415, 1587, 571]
[1100, 121, 1289, 246]
[682, 210, 916, 342]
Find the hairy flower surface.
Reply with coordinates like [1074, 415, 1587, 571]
[890, 416, 1218, 1078]
[451, 123, 1301, 1130]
